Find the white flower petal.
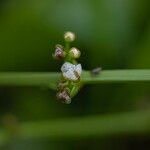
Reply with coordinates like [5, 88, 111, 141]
[61, 62, 73, 72]
[75, 64, 82, 76]
[63, 71, 77, 81]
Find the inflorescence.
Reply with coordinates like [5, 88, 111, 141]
[53, 31, 82, 104]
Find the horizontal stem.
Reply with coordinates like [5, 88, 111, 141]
[1, 110, 150, 142]
[0, 70, 149, 89]
[82, 70, 150, 84]
[0, 72, 60, 89]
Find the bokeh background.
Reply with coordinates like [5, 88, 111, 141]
[0, 0, 150, 149]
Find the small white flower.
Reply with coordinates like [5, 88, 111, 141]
[61, 62, 82, 81]
[64, 31, 75, 42]
[69, 47, 81, 59]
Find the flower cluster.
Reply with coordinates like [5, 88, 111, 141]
[53, 31, 82, 104]
[61, 62, 82, 81]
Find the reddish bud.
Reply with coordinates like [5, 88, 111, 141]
[53, 45, 65, 60]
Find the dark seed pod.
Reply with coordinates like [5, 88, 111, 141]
[91, 67, 102, 75]
[56, 89, 71, 104]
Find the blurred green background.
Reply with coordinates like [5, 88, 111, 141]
[0, 0, 150, 149]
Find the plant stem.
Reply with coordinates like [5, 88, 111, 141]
[1, 110, 150, 142]
[82, 70, 150, 83]
[0, 70, 149, 89]
[65, 42, 70, 52]
[0, 72, 60, 89]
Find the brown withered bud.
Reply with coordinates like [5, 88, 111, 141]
[56, 89, 71, 104]
[53, 44, 65, 60]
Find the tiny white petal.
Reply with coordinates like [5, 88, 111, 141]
[75, 64, 82, 76]
[63, 71, 77, 81]
[61, 62, 73, 73]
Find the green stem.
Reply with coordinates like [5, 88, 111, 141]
[0, 70, 149, 89]
[0, 72, 60, 89]
[70, 83, 81, 98]
[1, 110, 150, 142]
[82, 70, 150, 83]
[65, 42, 70, 53]
[65, 42, 73, 62]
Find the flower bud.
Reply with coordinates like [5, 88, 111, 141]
[69, 47, 81, 59]
[53, 45, 65, 60]
[56, 89, 71, 104]
[64, 31, 75, 42]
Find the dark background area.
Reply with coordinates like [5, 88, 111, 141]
[0, 0, 150, 149]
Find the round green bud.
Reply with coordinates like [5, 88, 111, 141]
[64, 31, 75, 42]
[69, 47, 81, 59]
